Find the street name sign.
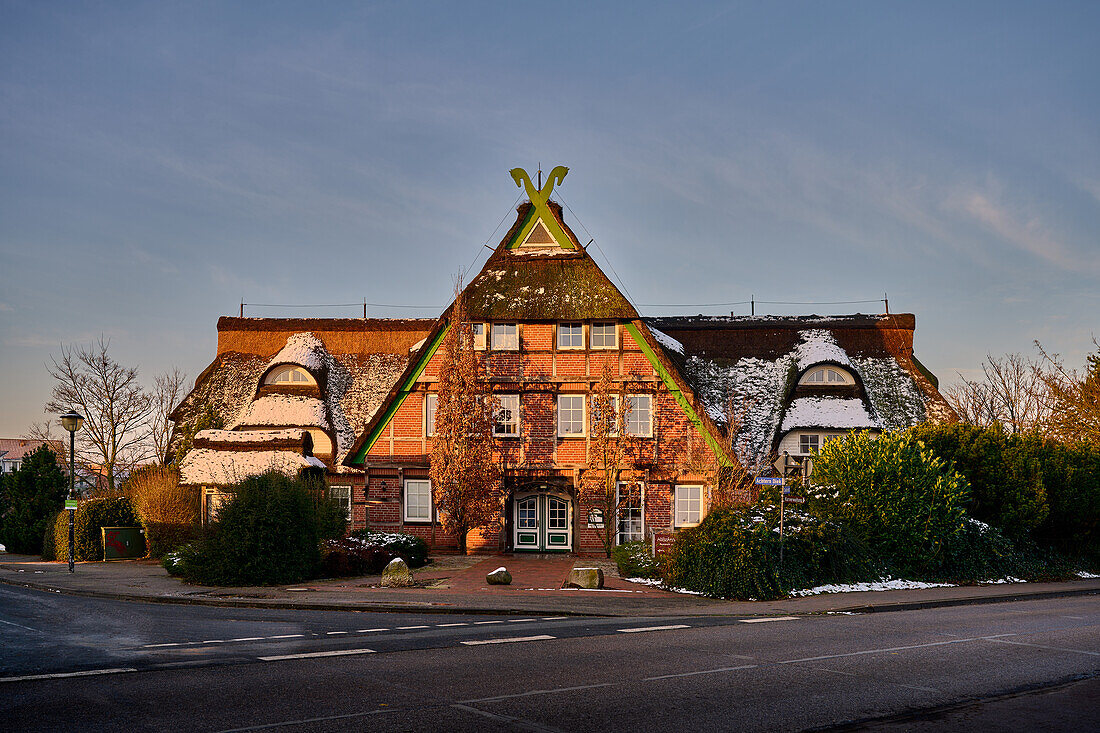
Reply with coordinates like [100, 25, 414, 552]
[64, 499, 78, 510]
[784, 496, 806, 504]
[754, 477, 784, 486]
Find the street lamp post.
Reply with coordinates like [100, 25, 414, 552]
[60, 410, 84, 573]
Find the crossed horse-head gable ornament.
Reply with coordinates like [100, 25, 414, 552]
[507, 166, 574, 249]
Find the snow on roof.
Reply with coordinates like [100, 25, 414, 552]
[195, 428, 308, 444]
[233, 394, 328, 429]
[793, 330, 852, 371]
[267, 332, 326, 373]
[781, 397, 878, 431]
[179, 448, 324, 485]
[648, 326, 684, 356]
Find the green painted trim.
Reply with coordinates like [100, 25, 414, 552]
[348, 324, 450, 464]
[623, 322, 733, 467]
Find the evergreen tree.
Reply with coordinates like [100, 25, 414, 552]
[0, 445, 68, 555]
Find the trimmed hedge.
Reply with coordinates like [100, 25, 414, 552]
[612, 541, 661, 579]
[51, 496, 143, 561]
[348, 530, 429, 568]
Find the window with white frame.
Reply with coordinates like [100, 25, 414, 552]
[494, 394, 520, 437]
[557, 394, 585, 436]
[557, 322, 583, 350]
[799, 434, 820, 454]
[265, 365, 316, 386]
[675, 485, 703, 527]
[590, 322, 617, 349]
[590, 393, 619, 436]
[616, 482, 644, 544]
[328, 485, 352, 523]
[202, 488, 230, 526]
[470, 323, 487, 350]
[626, 394, 653, 437]
[404, 479, 432, 523]
[424, 393, 437, 437]
[491, 323, 518, 350]
[800, 366, 853, 385]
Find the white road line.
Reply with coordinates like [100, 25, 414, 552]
[644, 664, 757, 681]
[540, 616, 568, 620]
[325, 631, 348, 635]
[229, 637, 264, 642]
[507, 618, 537, 622]
[355, 628, 389, 633]
[741, 616, 799, 623]
[396, 625, 429, 630]
[203, 639, 227, 644]
[0, 618, 39, 632]
[983, 637, 1100, 656]
[259, 648, 375, 661]
[474, 620, 505, 625]
[460, 681, 616, 703]
[618, 624, 691, 633]
[267, 634, 305, 639]
[142, 642, 182, 648]
[449, 703, 562, 733]
[1, 667, 137, 683]
[461, 635, 555, 646]
[436, 623, 469, 627]
[780, 637, 989, 664]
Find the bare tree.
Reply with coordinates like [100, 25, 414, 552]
[429, 283, 502, 555]
[1035, 338, 1100, 446]
[679, 394, 759, 508]
[149, 368, 187, 466]
[43, 338, 154, 492]
[944, 353, 1049, 433]
[579, 363, 636, 558]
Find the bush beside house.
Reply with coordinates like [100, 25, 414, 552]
[50, 496, 143, 561]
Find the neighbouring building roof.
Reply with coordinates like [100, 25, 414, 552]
[0, 438, 63, 462]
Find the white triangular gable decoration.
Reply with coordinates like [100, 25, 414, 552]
[521, 218, 557, 246]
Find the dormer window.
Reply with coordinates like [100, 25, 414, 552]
[799, 366, 853, 386]
[265, 366, 316, 386]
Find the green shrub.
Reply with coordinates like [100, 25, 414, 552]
[612, 540, 661, 579]
[318, 537, 398, 577]
[41, 510, 60, 560]
[181, 472, 328, 586]
[348, 530, 429, 568]
[70, 497, 143, 560]
[812, 430, 970, 576]
[0, 446, 67, 555]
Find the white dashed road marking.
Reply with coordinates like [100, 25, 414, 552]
[740, 616, 799, 623]
[1, 668, 137, 683]
[617, 624, 691, 633]
[461, 635, 556, 645]
[259, 648, 375, 661]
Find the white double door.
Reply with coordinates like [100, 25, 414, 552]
[513, 492, 572, 552]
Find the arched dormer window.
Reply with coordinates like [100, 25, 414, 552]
[265, 365, 317, 386]
[799, 366, 854, 386]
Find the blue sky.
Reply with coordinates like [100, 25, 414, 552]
[2, 1, 1098, 435]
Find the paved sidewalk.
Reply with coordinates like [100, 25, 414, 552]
[1, 553, 1097, 618]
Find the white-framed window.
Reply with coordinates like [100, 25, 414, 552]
[616, 481, 645, 544]
[557, 322, 583, 350]
[591, 322, 617, 349]
[265, 365, 316, 386]
[675, 485, 703, 527]
[557, 394, 586, 436]
[590, 393, 620, 436]
[800, 366, 853, 385]
[491, 323, 518, 351]
[494, 394, 520, 437]
[424, 393, 437, 437]
[470, 323, 487, 351]
[328, 485, 352, 524]
[202, 487, 230, 526]
[799, 434, 820, 454]
[626, 394, 653, 437]
[404, 479, 432, 523]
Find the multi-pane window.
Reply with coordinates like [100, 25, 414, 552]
[470, 323, 487, 350]
[626, 395, 652, 437]
[491, 323, 518, 350]
[424, 393, 437, 437]
[328, 485, 352, 524]
[404, 479, 432, 523]
[799, 434, 819, 454]
[557, 322, 583, 349]
[591, 322, 617, 349]
[265, 366, 316, 385]
[494, 394, 520, 437]
[802, 367, 851, 385]
[590, 394, 619, 436]
[675, 485, 702, 527]
[557, 395, 585, 436]
[517, 496, 537, 529]
[617, 482, 644, 544]
[548, 497, 568, 530]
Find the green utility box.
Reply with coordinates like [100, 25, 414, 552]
[101, 527, 146, 560]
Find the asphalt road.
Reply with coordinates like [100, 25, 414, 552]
[1, 583, 1097, 731]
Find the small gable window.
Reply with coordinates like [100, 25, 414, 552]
[265, 366, 316, 386]
[800, 367, 853, 386]
[491, 323, 518, 351]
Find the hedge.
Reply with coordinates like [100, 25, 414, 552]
[51, 497, 143, 561]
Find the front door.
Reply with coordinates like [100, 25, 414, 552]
[513, 492, 572, 552]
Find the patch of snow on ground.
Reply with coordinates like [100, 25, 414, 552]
[624, 577, 704, 595]
[790, 578, 955, 596]
[781, 397, 878, 431]
[1076, 571, 1100, 579]
[980, 577, 1026, 584]
[648, 327, 684, 355]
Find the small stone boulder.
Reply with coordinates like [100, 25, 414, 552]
[380, 557, 413, 587]
[565, 567, 604, 589]
[486, 567, 512, 585]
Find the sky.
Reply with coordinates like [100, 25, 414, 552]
[1, 1, 1098, 436]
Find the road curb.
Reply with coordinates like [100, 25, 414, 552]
[2, 571, 1097, 618]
